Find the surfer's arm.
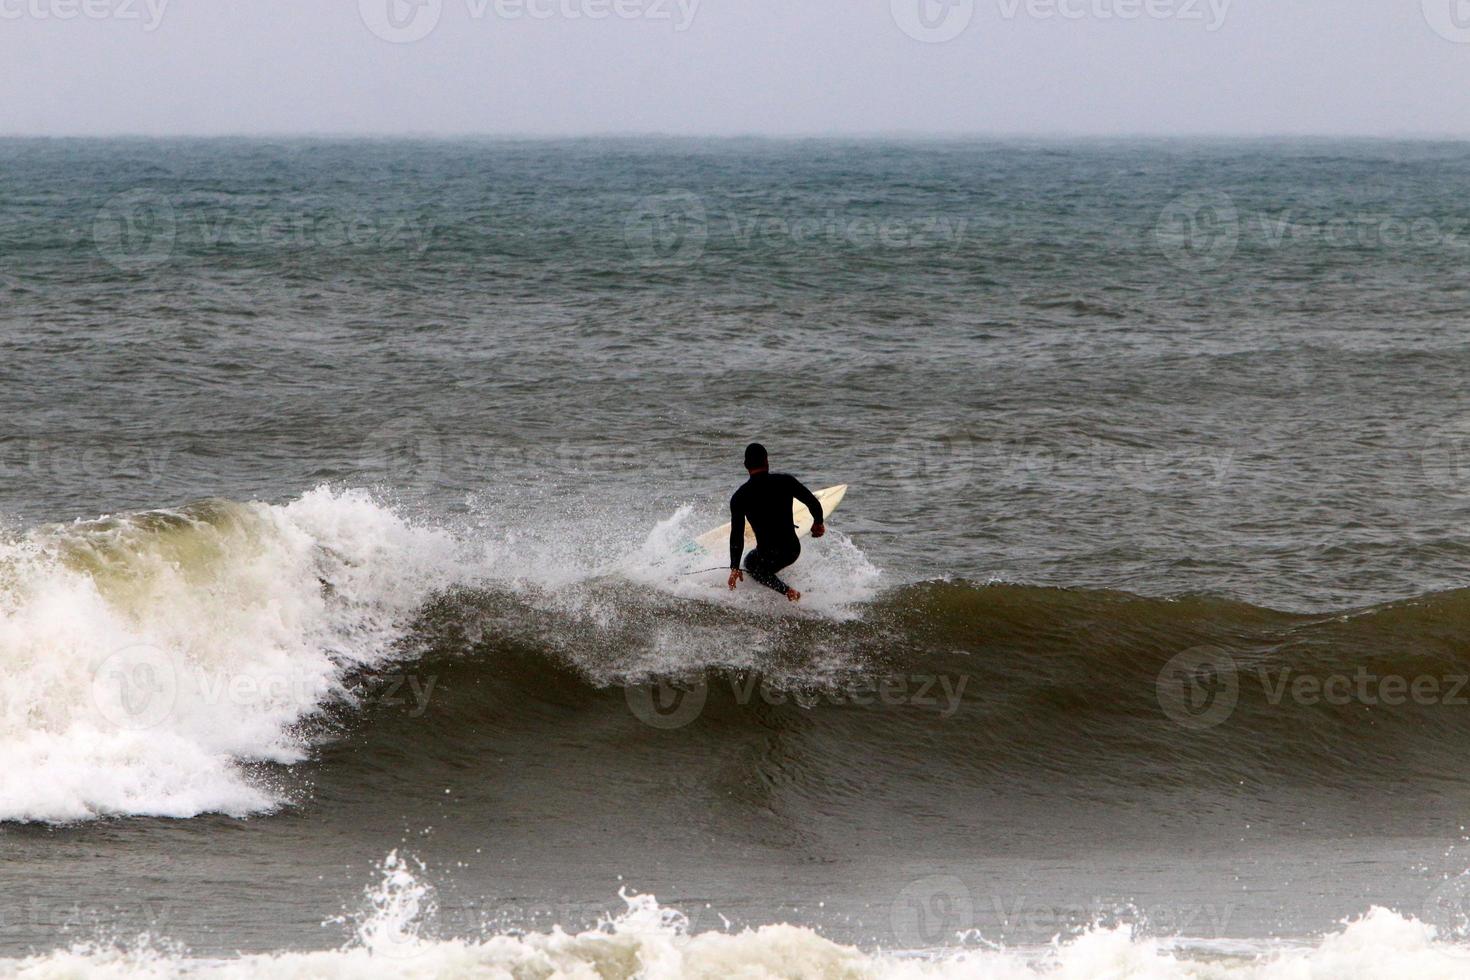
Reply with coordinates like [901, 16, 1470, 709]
[729, 496, 745, 570]
[790, 477, 825, 533]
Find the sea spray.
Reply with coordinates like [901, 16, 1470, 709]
[0, 487, 459, 822]
[331, 851, 439, 960]
[5, 880, 1470, 977]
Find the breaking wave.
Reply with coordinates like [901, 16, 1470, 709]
[7, 484, 1470, 825]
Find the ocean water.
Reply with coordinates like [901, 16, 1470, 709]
[5, 137, 1470, 977]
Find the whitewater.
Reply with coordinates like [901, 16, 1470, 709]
[3, 855, 1470, 979]
[8, 486, 1470, 975]
[0, 488, 457, 822]
[0, 485, 878, 823]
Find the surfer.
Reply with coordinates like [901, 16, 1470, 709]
[727, 443, 825, 602]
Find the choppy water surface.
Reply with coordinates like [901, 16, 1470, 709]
[4, 137, 1470, 976]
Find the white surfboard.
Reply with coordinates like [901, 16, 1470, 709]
[690, 484, 848, 555]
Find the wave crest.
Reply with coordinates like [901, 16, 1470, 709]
[0, 487, 457, 823]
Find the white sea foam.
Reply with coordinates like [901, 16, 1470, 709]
[460, 494, 882, 616]
[5, 857, 1470, 979]
[0, 486, 884, 824]
[625, 505, 884, 617]
[0, 487, 460, 823]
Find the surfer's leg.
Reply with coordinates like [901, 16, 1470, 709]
[743, 548, 796, 594]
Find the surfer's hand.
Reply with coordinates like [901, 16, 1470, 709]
[812, 523, 826, 538]
[728, 569, 743, 590]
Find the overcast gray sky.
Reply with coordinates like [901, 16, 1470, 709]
[2, 0, 1467, 136]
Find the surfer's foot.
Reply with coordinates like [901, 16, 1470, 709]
[785, 588, 801, 602]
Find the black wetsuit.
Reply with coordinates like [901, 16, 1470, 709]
[730, 472, 824, 594]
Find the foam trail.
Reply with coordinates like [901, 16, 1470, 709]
[0, 487, 459, 823]
[624, 505, 883, 617]
[458, 488, 882, 613]
[6, 858, 1470, 979]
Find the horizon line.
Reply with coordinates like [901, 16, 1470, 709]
[4, 130, 1470, 142]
